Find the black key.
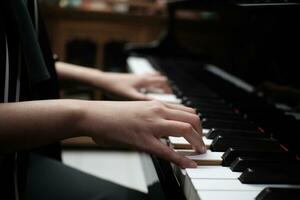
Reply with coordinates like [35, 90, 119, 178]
[206, 129, 265, 139]
[197, 107, 234, 114]
[230, 157, 300, 172]
[221, 148, 295, 166]
[183, 99, 228, 108]
[184, 95, 220, 101]
[239, 167, 300, 184]
[180, 91, 219, 98]
[183, 98, 227, 106]
[210, 136, 283, 152]
[256, 187, 300, 200]
[192, 102, 232, 110]
[202, 119, 257, 130]
[201, 116, 247, 123]
[199, 112, 245, 121]
[197, 107, 237, 116]
[193, 106, 236, 116]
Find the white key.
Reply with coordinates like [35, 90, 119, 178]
[198, 191, 259, 200]
[176, 150, 223, 165]
[170, 129, 210, 139]
[127, 57, 183, 104]
[146, 93, 182, 104]
[174, 166, 240, 195]
[184, 179, 300, 200]
[203, 129, 210, 135]
[186, 166, 241, 179]
[127, 57, 156, 75]
[191, 179, 300, 191]
[169, 137, 212, 149]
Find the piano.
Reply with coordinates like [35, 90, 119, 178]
[127, 1, 300, 199]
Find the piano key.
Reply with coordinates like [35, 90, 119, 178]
[230, 157, 300, 172]
[176, 150, 223, 165]
[199, 112, 245, 121]
[197, 109, 236, 116]
[190, 179, 300, 191]
[197, 107, 235, 115]
[169, 137, 212, 149]
[186, 166, 241, 179]
[179, 89, 220, 99]
[202, 119, 257, 130]
[239, 168, 300, 184]
[190, 102, 232, 110]
[145, 93, 182, 104]
[210, 136, 283, 152]
[203, 129, 210, 135]
[198, 191, 259, 200]
[205, 65, 255, 93]
[183, 97, 226, 105]
[183, 99, 228, 108]
[206, 129, 264, 139]
[127, 57, 156, 75]
[222, 148, 296, 166]
[200, 116, 247, 124]
[185, 170, 300, 200]
[256, 187, 300, 200]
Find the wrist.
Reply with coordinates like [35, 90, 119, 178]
[72, 100, 101, 138]
[62, 99, 90, 138]
[89, 70, 114, 90]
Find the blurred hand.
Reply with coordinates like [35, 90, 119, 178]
[96, 72, 172, 100]
[79, 100, 206, 168]
[55, 62, 171, 100]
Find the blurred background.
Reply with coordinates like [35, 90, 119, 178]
[39, 0, 220, 100]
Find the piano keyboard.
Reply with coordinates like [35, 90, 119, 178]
[127, 56, 300, 200]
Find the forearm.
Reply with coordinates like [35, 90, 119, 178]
[0, 99, 205, 168]
[55, 61, 108, 89]
[0, 99, 84, 153]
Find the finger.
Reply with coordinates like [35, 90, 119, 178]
[144, 72, 164, 77]
[126, 89, 152, 101]
[163, 108, 201, 133]
[160, 120, 206, 153]
[137, 76, 172, 94]
[143, 75, 173, 92]
[143, 76, 169, 86]
[147, 83, 172, 94]
[147, 137, 197, 168]
[164, 102, 196, 114]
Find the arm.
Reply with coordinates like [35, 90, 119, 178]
[55, 61, 171, 100]
[0, 100, 83, 152]
[0, 100, 206, 168]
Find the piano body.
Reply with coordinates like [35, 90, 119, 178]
[127, 0, 300, 199]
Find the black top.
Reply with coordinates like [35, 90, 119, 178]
[0, 1, 60, 199]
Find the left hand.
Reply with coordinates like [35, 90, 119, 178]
[95, 72, 172, 100]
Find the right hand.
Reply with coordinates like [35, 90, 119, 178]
[78, 100, 206, 168]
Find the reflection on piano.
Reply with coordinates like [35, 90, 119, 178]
[127, 1, 300, 199]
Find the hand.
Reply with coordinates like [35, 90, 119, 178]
[78, 100, 206, 168]
[95, 72, 172, 100]
[55, 62, 171, 100]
